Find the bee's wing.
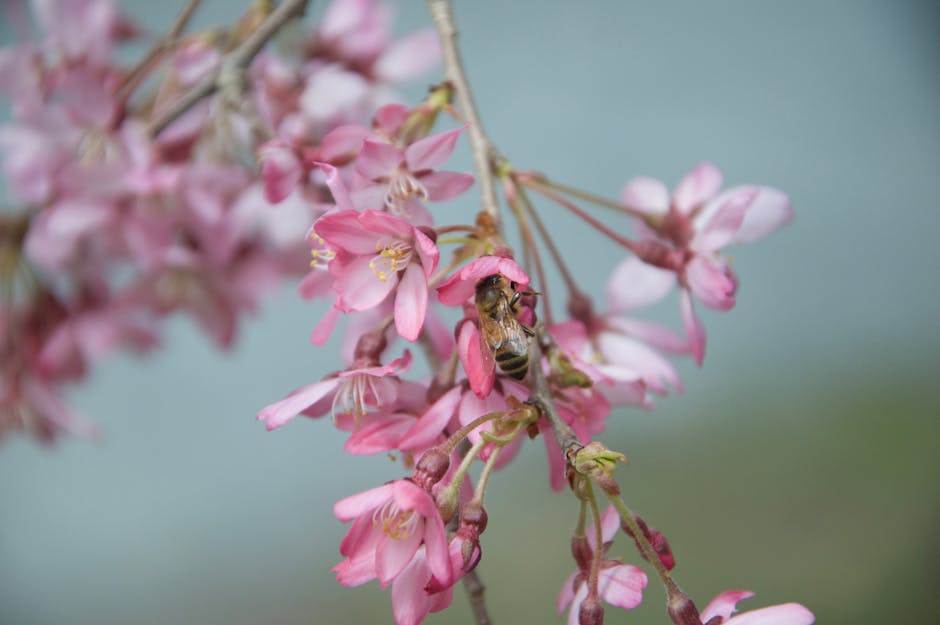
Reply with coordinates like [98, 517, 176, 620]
[479, 328, 496, 378]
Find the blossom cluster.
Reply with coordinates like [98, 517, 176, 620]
[0, 0, 438, 442]
[2, 2, 813, 624]
[256, 71, 800, 625]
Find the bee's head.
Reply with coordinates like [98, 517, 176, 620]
[475, 274, 504, 294]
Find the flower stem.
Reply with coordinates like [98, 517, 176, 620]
[505, 180, 554, 326]
[514, 180, 582, 299]
[428, 0, 502, 225]
[472, 445, 502, 504]
[606, 492, 682, 598]
[441, 412, 506, 455]
[116, 0, 203, 102]
[532, 178, 648, 220]
[148, 0, 311, 137]
[529, 182, 643, 256]
[585, 479, 604, 605]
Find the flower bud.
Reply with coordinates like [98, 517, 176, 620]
[571, 533, 592, 571]
[413, 448, 450, 491]
[352, 328, 388, 363]
[578, 595, 605, 625]
[667, 592, 703, 625]
[459, 501, 488, 536]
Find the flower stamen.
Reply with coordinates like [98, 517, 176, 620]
[369, 240, 413, 281]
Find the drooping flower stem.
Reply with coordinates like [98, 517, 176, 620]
[472, 445, 502, 504]
[529, 177, 649, 220]
[529, 183, 644, 257]
[428, 0, 503, 225]
[149, 0, 311, 137]
[440, 412, 506, 456]
[514, 181, 582, 300]
[116, 0, 203, 102]
[607, 492, 683, 600]
[585, 479, 604, 608]
[505, 179, 554, 326]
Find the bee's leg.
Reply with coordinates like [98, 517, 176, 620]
[521, 323, 535, 337]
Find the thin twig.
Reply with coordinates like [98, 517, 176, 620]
[528, 328, 581, 458]
[148, 0, 310, 137]
[116, 0, 203, 101]
[462, 569, 493, 625]
[428, 0, 502, 224]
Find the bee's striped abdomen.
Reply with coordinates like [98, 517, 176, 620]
[495, 350, 528, 380]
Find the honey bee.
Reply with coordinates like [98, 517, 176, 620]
[474, 274, 535, 380]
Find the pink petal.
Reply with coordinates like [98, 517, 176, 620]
[540, 420, 568, 492]
[310, 305, 342, 345]
[404, 124, 468, 171]
[420, 170, 475, 202]
[390, 556, 431, 625]
[680, 289, 706, 365]
[333, 483, 395, 521]
[412, 225, 440, 276]
[604, 315, 688, 355]
[598, 565, 647, 610]
[556, 570, 579, 613]
[597, 332, 681, 395]
[344, 413, 415, 455]
[686, 256, 736, 311]
[376, 526, 423, 586]
[733, 186, 793, 243]
[673, 162, 723, 215]
[701, 590, 756, 623]
[334, 258, 397, 310]
[320, 124, 370, 162]
[593, 366, 650, 408]
[358, 208, 416, 241]
[694, 188, 756, 253]
[258, 378, 339, 430]
[394, 263, 428, 341]
[313, 162, 355, 211]
[565, 582, 588, 625]
[606, 256, 675, 312]
[437, 256, 529, 306]
[300, 65, 368, 122]
[421, 305, 455, 364]
[726, 604, 815, 625]
[599, 505, 621, 543]
[372, 104, 409, 137]
[356, 139, 402, 180]
[458, 321, 495, 398]
[315, 210, 378, 254]
[259, 141, 301, 204]
[297, 269, 333, 300]
[621, 176, 669, 217]
[375, 30, 441, 83]
[399, 385, 461, 451]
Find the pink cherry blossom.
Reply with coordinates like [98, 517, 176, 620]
[333, 479, 451, 589]
[619, 163, 793, 364]
[557, 506, 648, 625]
[314, 209, 439, 341]
[700, 590, 814, 625]
[352, 125, 475, 218]
[257, 350, 412, 431]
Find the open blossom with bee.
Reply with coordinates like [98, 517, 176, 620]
[3, 1, 811, 625]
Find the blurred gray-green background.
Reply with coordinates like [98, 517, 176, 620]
[2, 1, 939, 624]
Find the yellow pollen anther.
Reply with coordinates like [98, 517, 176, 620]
[369, 241, 412, 281]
